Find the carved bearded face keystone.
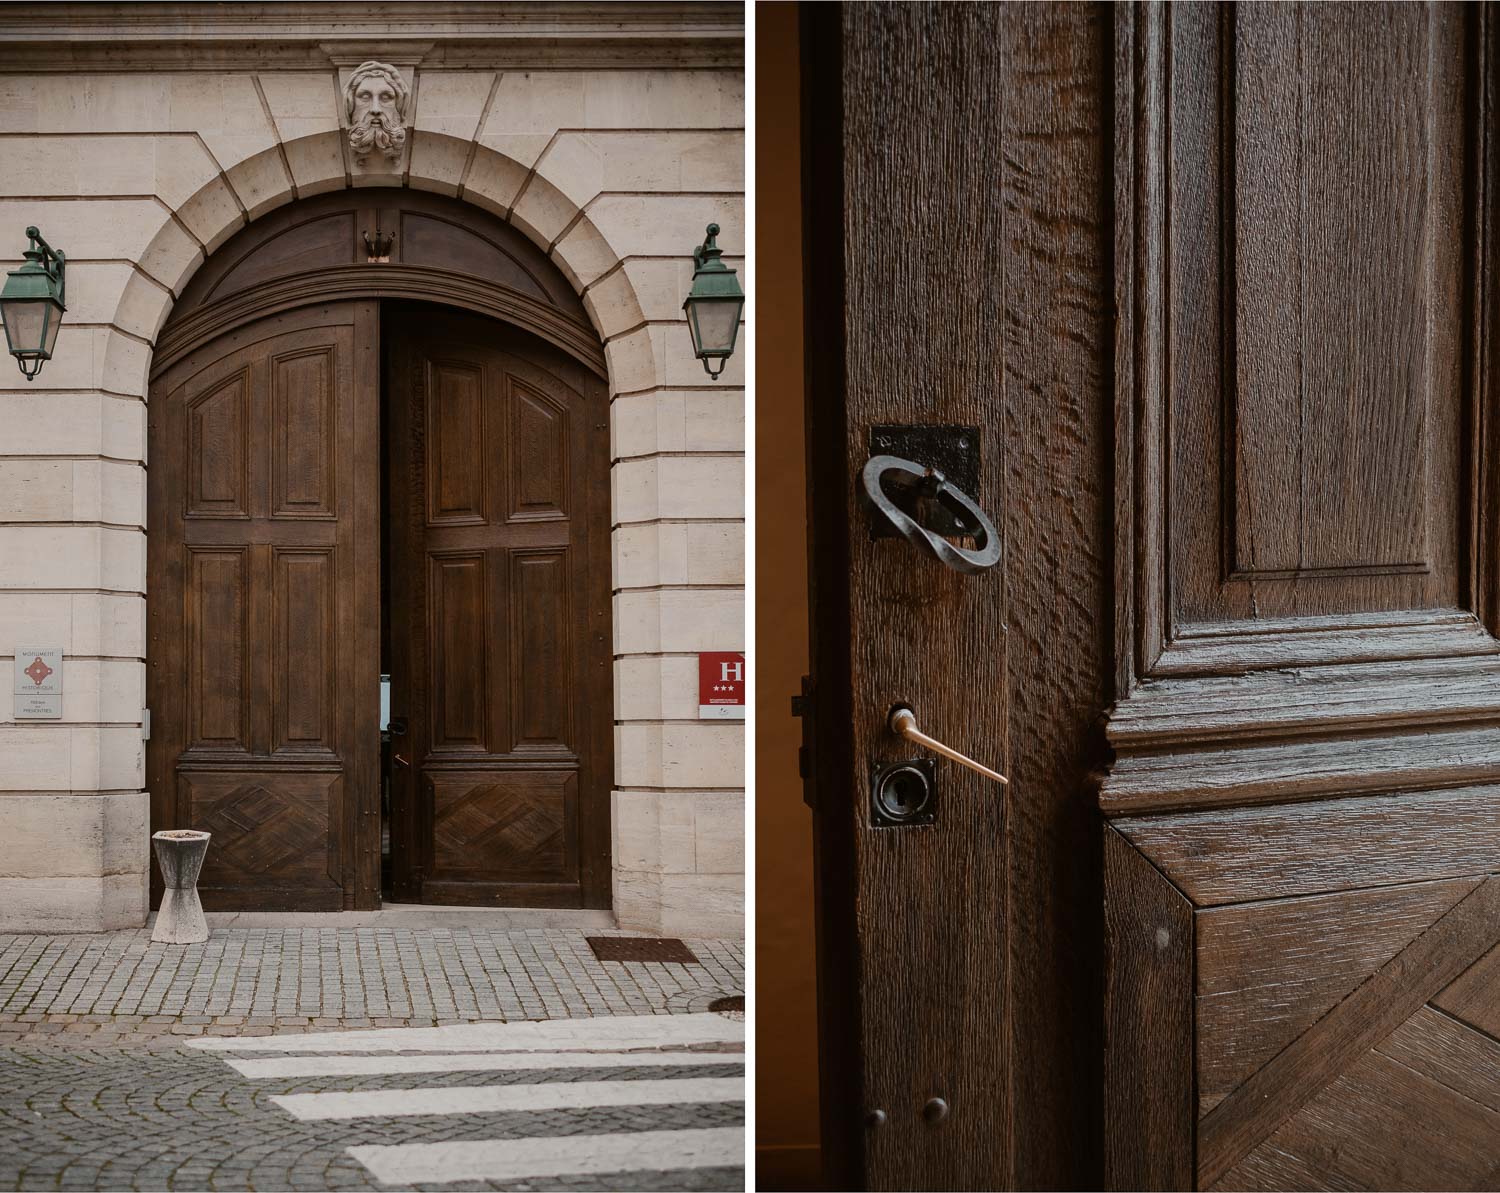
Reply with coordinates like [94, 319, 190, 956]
[345, 62, 409, 162]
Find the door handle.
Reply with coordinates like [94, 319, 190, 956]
[392, 753, 410, 769]
[862, 454, 1001, 574]
[890, 706, 1008, 786]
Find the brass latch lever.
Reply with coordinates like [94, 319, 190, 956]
[889, 706, 1008, 786]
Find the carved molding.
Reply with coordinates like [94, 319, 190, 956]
[1114, 2, 1497, 684]
[0, 2, 744, 71]
[1104, 1, 1500, 814]
[152, 264, 606, 380]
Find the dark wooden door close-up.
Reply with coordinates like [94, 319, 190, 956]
[384, 307, 612, 909]
[798, 2, 1500, 1190]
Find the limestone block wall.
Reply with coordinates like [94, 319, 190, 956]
[0, 22, 744, 936]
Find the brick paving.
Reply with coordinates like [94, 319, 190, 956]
[0, 928, 744, 1046]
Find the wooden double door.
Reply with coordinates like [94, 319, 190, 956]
[147, 300, 610, 911]
[800, 3, 1500, 1191]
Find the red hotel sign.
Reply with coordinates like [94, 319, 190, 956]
[698, 651, 746, 719]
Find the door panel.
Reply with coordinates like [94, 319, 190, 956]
[147, 302, 380, 911]
[1105, 4, 1500, 1191]
[385, 307, 610, 908]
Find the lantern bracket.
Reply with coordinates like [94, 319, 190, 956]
[22, 226, 65, 308]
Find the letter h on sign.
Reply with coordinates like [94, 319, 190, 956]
[698, 651, 746, 720]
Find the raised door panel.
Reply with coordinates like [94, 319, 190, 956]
[271, 347, 337, 520]
[506, 380, 569, 522]
[425, 360, 486, 525]
[426, 770, 578, 892]
[185, 368, 250, 519]
[1231, 4, 1440, 578]
[272, 548, 336, 754]
[1150, 1, 1471, 634]
[186, 547, 248, 750]
[1108, 799, 1500, 1192]
[385, 307, 609, 909]
[509, 548, 572, 750]
[428, 551, 491, 751]
[148, 303, 379, 912]
[182, 771, 342, 907]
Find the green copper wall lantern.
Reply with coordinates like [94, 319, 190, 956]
[1, 227, 67, 381]
[683, 223, 744, 380]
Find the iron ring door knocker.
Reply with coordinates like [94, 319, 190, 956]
[861, 454, 1001, 575]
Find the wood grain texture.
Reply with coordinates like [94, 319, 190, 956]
[384, 306, 610, 909]
[148, 302, 380, 911]
[1232, 3, 1441, 577]
[1102, 725, 1500, 814]
[1115, 1, 1487, 677]
[996, 5, 1113, 1186]
[1195, 879, 1478, 1115]
[1431, 938, 1500, 1039]
[1216, 1050, 1500, 1192]
[840, 5, 1011, 1184]
[1114, 788, 1500, 905]
[1375, 1004, 1500, 1112]
[1197, 876, 1500, 1187]
[1103, 5, 1500, 1189]
[1174, 0, 1466, 621]
[802, 2, 1111, 1188]
[1103, 826, 1194, 1192]
[1109, 652, 1500, 748]
[1149, 612, 1500, 676]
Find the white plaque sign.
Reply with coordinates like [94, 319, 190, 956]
[13, 646, 62, 719]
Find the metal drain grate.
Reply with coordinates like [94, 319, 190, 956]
[586, 936, 700, 964]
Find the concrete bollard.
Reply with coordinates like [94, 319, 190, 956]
[150, 830, 212, 944]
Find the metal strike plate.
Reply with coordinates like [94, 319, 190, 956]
[867, 425, 981, 539]
[870, 757, 937, 827]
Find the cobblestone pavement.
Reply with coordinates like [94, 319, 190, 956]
[0, 1013, 745, 1191]
[0, 928, 744, 1045]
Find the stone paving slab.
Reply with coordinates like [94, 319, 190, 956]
[0, 928, 744, 1046]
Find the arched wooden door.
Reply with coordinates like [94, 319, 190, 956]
[147, 301, 382, 910]
[146, 191, 612, 912]
[383, 305, 612, 908]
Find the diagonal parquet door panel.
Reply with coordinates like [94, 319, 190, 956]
[1197, 876, 1500, 1189]
[1195, 878, 1481, 1114]
[1216, 1036, 1500, 1191]
[1432, 940, 1500, 1039]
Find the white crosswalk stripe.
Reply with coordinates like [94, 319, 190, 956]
[223, 1047, 737, 1080]
[187, 1011, 742, 1053]
[349, 1127, 745, 1187]
[271, 1076, 745, 1120]
[193, 1012, 745, 1187]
